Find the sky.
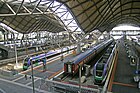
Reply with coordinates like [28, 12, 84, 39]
[111, 25, 140, 40]
[112, 25, 140, 30]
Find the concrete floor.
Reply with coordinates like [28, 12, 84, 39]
[112, 39, 140, 93]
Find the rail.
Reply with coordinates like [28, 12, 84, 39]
[45, 79, 100, 93]
[0, 45, 77, 66]
[0, 55, 26, 65]
[102, 44, 118, 93]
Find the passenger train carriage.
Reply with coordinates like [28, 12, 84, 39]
[64, 39, 114, 74]
[23, 46, 76, 70]
[93, 42, 118, 84]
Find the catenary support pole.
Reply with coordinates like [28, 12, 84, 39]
[31, 59, 35, 93]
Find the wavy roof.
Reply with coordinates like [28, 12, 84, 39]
[58, 0, 140, 33]
[0, 0, 140, 34]
[0, 0, 66, 33]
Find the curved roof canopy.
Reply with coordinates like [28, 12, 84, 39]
[0, 0, 66, 33]
[0, 0, 140, 34]
[58, 0, 140, 33]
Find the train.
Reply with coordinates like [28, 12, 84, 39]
[93, 42, 118, 84]
[22, 46, 76, 70]
[64, 38, 114, 74]
[23, 51, 56, 70]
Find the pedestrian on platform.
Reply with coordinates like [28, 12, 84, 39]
[25, 74, 27, 80]
[61, 55, 64, 62]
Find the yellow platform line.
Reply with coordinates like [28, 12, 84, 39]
[20, 53, 71, 74]
[108, 50, 118, 91]
[113, 82, 136, 87]
[48, 68, 63, 80]
[12, 75, 25, 82]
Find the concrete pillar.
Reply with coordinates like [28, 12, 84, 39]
[37, 32, 40, 41]
[108, 32, 111, 39]
[4, 32, 6, 44]
[6, 32, 9, 43]
[77, 42, 81, 54]
[104, 32, 110, 39]
[78, 65, 82, 93]
[36, 46, 39, 51]
[11, 33, 13, 43]
[21, 34, 24, 46]
[15, 44, 18, 68]
[123, 31, 126, 39]
[13, 33, 16, 43]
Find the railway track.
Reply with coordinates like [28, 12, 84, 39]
[20, 51, 73, 75]
[0, 45, 77, 66]
[0, 51, 46, 66]
[53, 43, 115, 86]
[0, 55, 26, 66]
[54, 73, 70, 81]
[0, 48, 54, 66]
[53, 70, 81, 84]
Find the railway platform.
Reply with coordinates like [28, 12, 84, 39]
[0, 50, 74, 93]
[109, 38, 140, 93]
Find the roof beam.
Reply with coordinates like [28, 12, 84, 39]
[83, 0, 114, 32]
[69, 0, 88, 10]
[119, 0, 122, 22]
[43, 1, 54, 14]
[94, 0, 117, 30]
[110, 14, 140, 24]
[36, 7, 43, 13]
[16, 0, 24, 15]
[31, 0, 42, 14]
[129, 0, 133, 17]
[0, 11, 56, 17]
[75, 0, 101, 18]
[100, 8, 140, 28]
[107, 0, 114, 18]
[79, 0, 109, 27]
[99, 16, 140, 31]
[99, 1, 140, 28]
[76, 0, 92, 27]
[6, 3, 16, 14]
[23, 5, 31, 13]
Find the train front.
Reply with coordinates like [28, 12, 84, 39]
[64, 60, 76, 74]
[93, 63, 106, 84]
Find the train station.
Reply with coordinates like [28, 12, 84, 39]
[0, 0, 140, 93]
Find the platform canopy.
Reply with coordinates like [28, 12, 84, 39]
[1, 0, 140, 34]
[58, 0, 140, 33]
[0, 0, 66, 33]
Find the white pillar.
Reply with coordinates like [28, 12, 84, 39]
[77, 42, 81, 54]
[36, 46, 38, 51]
[15, 44, 18, 68]
[79, 65, 81, 93]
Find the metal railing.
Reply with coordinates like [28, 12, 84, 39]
[45, 79, 100, 93]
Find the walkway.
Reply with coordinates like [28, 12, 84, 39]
[111, 39, 140, 93]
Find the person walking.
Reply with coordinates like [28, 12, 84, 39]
[25, 74, 27, 80]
